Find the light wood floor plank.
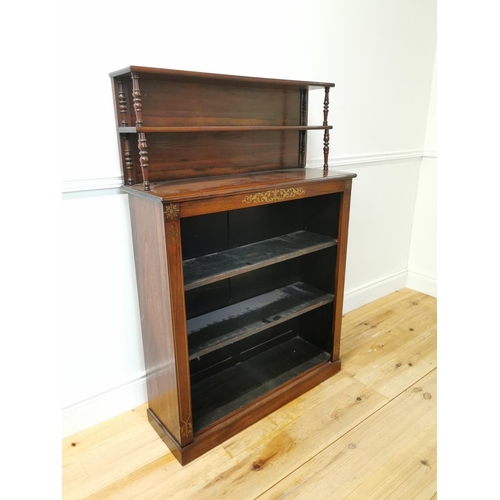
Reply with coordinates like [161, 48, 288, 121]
[88, 377, 387, 500]
[341, 289, 430, 339]
[257, 369, 437, 500]
[62, 288, 437, 500]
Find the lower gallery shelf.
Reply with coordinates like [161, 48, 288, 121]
[190, 336, 330, 433]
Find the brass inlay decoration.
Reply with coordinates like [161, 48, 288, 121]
[242, 187, 306, 204]
[180, 414, 193, 438]
[164, 203, 180, 220]
[167, 225, 179, 245]
[345, 179, 352, 189]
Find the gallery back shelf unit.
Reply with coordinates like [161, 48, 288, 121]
[111, 66, 356, 465]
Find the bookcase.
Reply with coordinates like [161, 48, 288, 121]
[110, 66, 356, 465]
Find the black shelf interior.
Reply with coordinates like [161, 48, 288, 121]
[183, 230, 337, 291]
[183, 194, 341, 433]
[190, 336, 330, 433]
[187, 281, 333, 360]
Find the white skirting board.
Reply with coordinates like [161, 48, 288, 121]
[342, 270, 408, 314]
[62, 376, 147, 438]
[406, 270, 437, 298]
[343, 268, 437, 315]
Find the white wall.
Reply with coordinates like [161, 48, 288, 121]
[408, 55, 437, 296]
[62, 0, 436, 436]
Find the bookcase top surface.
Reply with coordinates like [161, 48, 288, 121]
[110, 65, 335, 89]
[121, 168, 356, 203]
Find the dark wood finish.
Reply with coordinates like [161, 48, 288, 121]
[117, 80, 128, 126]
[136, 130, 301, 182]
[131, 72, 143, 126]
[111, 66, 355, 466]
[111, 68, 336, 189]
[122, 135, 135, 185]
[118, 125, 331, 133]
[110, 65, 336, 89]
[164, 216, 193, 446]
[323, 86, 330, 172]
[299, 89, 309, 167]
[120, 168, 355, 206]
[137, 132, 150, 191]
[127, 196, 185, 445]
[332, 179, 353, 361]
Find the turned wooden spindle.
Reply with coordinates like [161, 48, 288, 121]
[123, 135, 134, 185]
[131, 72, 144, 127]
[323, 87, 330, 172]
[299, 89, 308, 167]
[138, 132, 150, 191]
[118, 80, 128, 126]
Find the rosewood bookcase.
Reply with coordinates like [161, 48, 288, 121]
[110, 66, 356, 465]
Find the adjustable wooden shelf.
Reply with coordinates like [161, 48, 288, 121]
[110, 65, 356, 465]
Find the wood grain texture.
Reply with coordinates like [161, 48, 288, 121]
[121, 169, 355, 209]
[127, 196, 183, 444]
[137, 79, 301, 127]
[164, 217, 193, 446]
[110, 67, 336, 187]
[62, 289, 436, 499]
[110, 65, 335, 90]
[331, 179, 353, 361]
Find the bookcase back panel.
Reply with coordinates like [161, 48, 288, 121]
[138, 131, 300, 181]
[139, 79, 301, 127]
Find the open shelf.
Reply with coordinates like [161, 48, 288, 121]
[187, 281, 334, 360]
[183, 230, 337, 291]
[190, 336, 330, 433]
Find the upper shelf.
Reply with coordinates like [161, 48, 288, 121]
[118, 125, 333, 134]
[111, 65, 337, 186]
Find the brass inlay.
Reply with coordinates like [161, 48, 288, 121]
[167, 225, 179, 244]
[242, 187, 306, 204]
[180, 414, 193, 438]
[164, 203, 180, 220]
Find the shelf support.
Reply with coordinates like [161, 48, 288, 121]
[323, 87, 330, 172]
[123, 134, 135, 185]
[138, 132, 150, 191]
[131, 72, 144, 126]
[131, 72, 150, 190]
[299, 89, 308, 167]
[117, 80, 129, 126]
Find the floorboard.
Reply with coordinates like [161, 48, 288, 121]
[62, 288, 437, 499]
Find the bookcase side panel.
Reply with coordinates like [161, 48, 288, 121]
[128, 195, 185, 445]
[332, 180, 353, 362]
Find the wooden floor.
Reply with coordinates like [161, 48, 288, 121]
[62, 288, 437, 499]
